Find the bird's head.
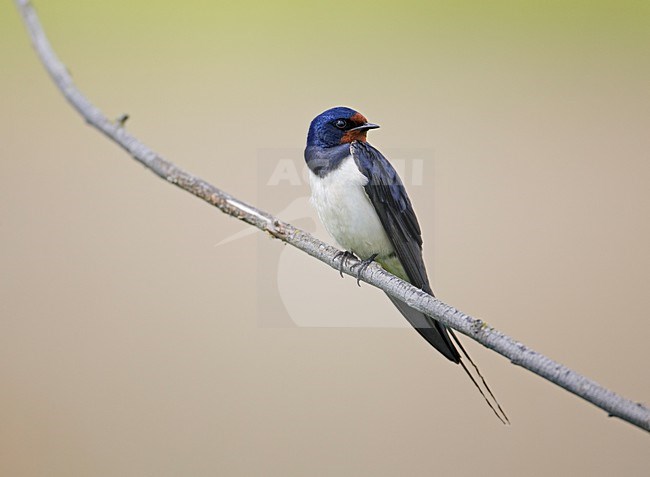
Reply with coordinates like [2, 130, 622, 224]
[306, 107, 379, 148]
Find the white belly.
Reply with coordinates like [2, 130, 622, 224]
[309, 156, 395, 260]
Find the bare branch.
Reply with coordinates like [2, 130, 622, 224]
[14, 0, 649, 433]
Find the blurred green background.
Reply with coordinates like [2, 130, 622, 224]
[2, 1, 649, 476]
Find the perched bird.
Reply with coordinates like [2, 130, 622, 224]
[305, 106, 508, 423]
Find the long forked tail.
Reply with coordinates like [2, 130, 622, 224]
[448, 329, 510, 425]
[386, 293, 509, 423]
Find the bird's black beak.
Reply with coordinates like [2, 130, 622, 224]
[349, 122, 380, 132]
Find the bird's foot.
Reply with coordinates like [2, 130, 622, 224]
[333, 250, 357, 278]
[351, 253, 378, 287]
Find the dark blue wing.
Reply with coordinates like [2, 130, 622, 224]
[351, 141, 460, 362]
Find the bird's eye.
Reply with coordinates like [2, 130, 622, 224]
[334, 119, 348, 129]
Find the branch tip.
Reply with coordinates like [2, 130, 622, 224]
[116, 113, 129, 126]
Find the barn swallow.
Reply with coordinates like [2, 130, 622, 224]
[305, 106, 508, 423]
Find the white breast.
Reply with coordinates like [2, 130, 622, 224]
[309, 155, 395, 260]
